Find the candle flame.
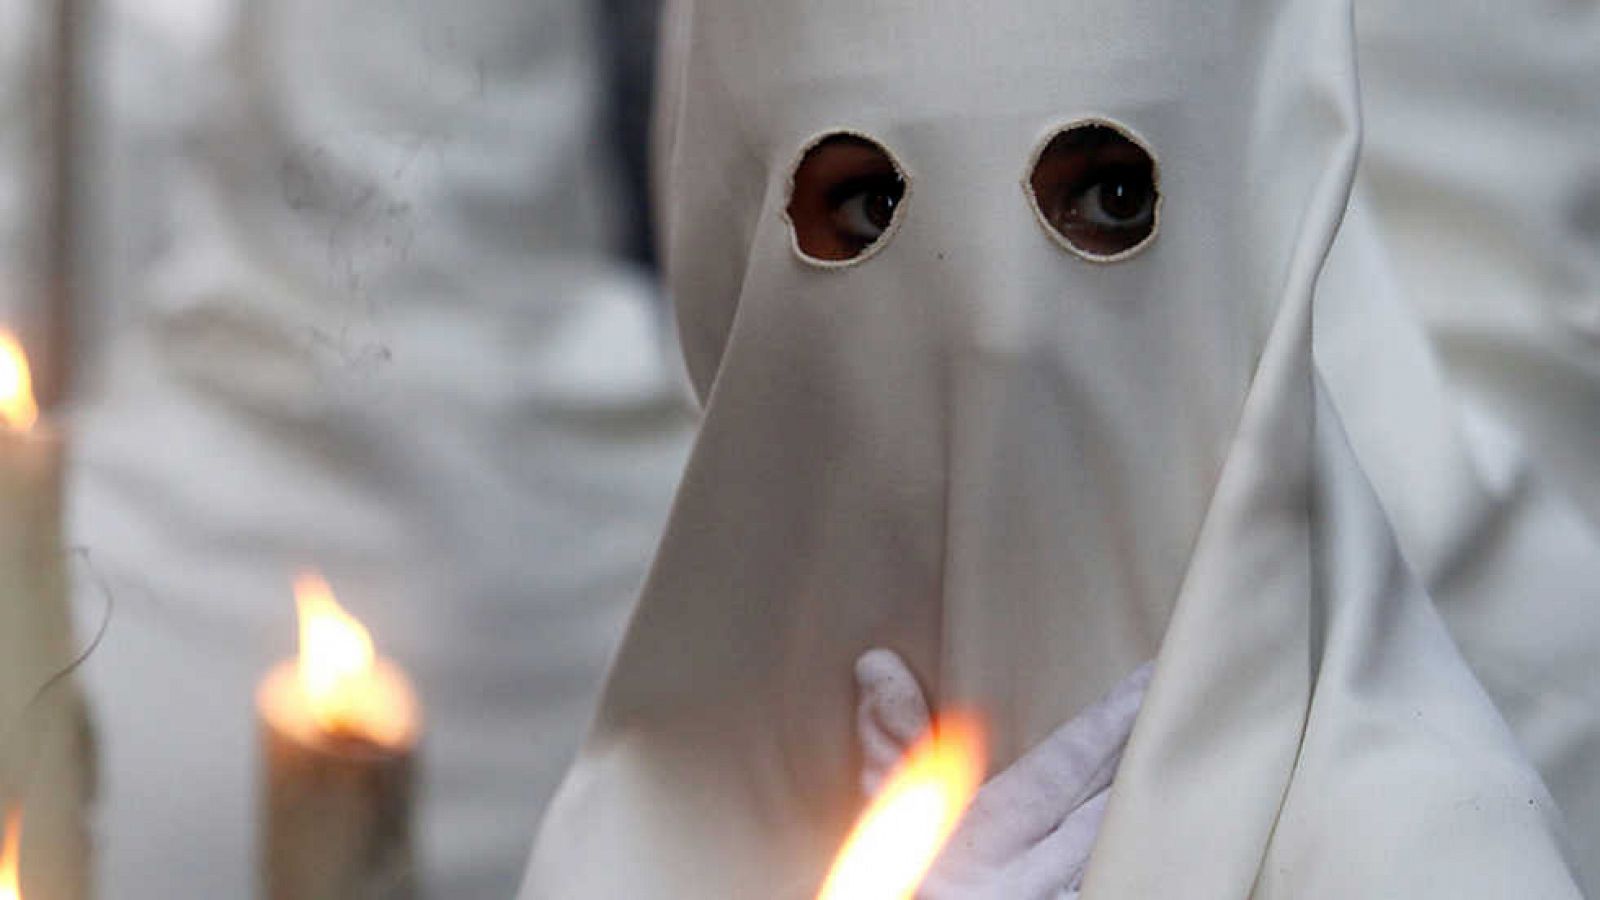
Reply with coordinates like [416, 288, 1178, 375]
[0, 332, 38, 432]
[294, 571, 409, 746]
[0, 806, 20, 900]
[817, 713, 986, 900]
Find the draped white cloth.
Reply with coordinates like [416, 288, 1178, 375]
[1355, 2, 1600, 531]
[522, 0, 1596, 896]
[58, 1, 692, 896]
[1324, 2, 1600, 890]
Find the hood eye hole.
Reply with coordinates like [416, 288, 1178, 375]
[786, 132, 909, 266]
[1026, 121, 1160, 261]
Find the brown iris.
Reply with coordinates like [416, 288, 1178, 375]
[787, 133, 907, 263]
[1028, 122, 1159, 259]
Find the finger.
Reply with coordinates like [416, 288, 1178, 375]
[855, 648, 931, 795]
[859, 725, 905, 797]
[961, 661, 1151, 856]
[1013, 788, 1110, 899]
[855, 649, 931, 747]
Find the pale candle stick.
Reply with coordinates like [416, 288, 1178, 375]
[0, 334, 91, 900]
[38, 0, 88, 410]
[257, 571, 421, 900]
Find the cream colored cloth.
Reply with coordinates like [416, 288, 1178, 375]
[1319, 2, 1600, 889]
[521, 0, 1586, 896]
[1317, 195, 1600, 895]
[1355, 1, 1600, 529]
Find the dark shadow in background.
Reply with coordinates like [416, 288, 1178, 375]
[597, 0, 663, 272]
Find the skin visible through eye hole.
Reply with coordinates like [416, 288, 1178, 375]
[787, 134, 907, 263]
[1029, 124, 1158, 259]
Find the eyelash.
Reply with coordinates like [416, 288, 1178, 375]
[824, 174, 903, 209]
[1063, 165, 1146, 203]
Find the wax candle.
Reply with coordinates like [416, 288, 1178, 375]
[0, 333, 91, 900]
[257, 571, 421, 900]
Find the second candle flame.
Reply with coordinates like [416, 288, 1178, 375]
[294, 571, 413, 748]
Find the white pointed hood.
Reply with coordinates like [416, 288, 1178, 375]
[524, 1, 1584, 896]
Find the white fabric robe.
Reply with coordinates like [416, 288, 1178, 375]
[523, 0, 1591, 896]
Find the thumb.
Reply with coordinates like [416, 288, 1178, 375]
[855, 648, 931, 796]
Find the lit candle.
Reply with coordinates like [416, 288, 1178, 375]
[817, 714, 984, 900]
[257, 571, 421, 900]
[0, 333, 91, 900]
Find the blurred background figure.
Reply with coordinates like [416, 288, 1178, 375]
[1355, 2, 1600, 529]
[44, 0, 688, 896]
[1345, 4, 1600, 888]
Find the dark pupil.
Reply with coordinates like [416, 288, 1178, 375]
[1099, 177, 1148, 221]
[864, 188, 900, 230]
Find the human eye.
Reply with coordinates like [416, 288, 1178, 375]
[828, 174, 906, 245]
[787, 133, 909, 265]
[1068, 166, 1156, 230]
[1027, 122, 1160, 260]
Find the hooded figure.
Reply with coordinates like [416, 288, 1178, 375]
[524, 0, 1585, 896]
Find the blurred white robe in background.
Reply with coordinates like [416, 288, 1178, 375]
[1321, 2, 1600, 889]
[1355, 1, 1600, 528]
[60, 0, 692, 896]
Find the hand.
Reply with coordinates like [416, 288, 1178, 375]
[854, 650, 1152, 900]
